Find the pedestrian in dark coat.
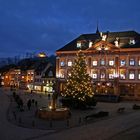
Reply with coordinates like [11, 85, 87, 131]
[27, 99, 31, 110]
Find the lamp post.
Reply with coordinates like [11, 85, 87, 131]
[114, 56, 119, 95]
[51, 82, 57, 111]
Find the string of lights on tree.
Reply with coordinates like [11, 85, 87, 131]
[62, 51, 94, 101]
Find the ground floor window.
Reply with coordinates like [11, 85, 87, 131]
[120, 69, 126, 79]
[138, 71, 140, 80]
[129, 71, 135, 80]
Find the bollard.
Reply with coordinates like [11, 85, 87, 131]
[79, 117, 82, 124]
[19, 117, 22, 124]
[13, 111, 17, 120]
[66, 119, 69, 127]
[49, 120, 52, 128]
[32, 120, 35, 127]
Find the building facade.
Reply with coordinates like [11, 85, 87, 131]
[56, 30, 140, 98]
[0, 56, 56, 94]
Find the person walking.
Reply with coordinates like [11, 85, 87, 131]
[27, 99, 31, 110]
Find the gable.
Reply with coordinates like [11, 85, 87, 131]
[87, 40, 120, 51]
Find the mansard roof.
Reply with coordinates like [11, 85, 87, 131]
[56, 30, 140, 52]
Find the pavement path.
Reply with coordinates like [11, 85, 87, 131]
[30, 111, 140, 140]
[1, 88, 140, 140]
[0, 88, 53, 140]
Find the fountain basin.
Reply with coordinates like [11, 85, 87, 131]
[36, 107, 71, 120]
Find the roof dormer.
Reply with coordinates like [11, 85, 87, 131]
[129, 38, 136, 45]
[114, 37, 119, 47]
[102, 34, 107, 41]
[77, 41, 81, 48]
[89, 41, 93, 48]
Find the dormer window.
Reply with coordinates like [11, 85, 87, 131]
[89, 41, 93, 48]
[129, 38, 135, 45]
[114, 37, 119, 47]
[102, 35, 107, 41]
[77, 41, 81, 48]
[48, 71, 53, 77]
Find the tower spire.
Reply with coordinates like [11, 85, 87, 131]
[96, 20, 100, 34]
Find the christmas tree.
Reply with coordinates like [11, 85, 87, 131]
[62, 51, 94, 105]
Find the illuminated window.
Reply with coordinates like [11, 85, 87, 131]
[60, 72, 65, 78]
[92, 70, 97, 79]
[129, 38, 135, 45]
[138, 72, 140, 80]
[129, 58, 135, 66]
[68, 61, 72, 66]
[109, 60, 114, 66]
[92, 60, 97, 66]
[68, 72, 71, 76]
[85, 60, 88, 65]
[120, 60, 126, 66]
[129, 71, 135, 79]
[138, 59, 140, 66]
[100, 59, 105, 66]
[108, 69, 115, 79]
[120, 69, 126, 79]
[77, 42, 81, 48]
[89, 41, 92, 48]
[100, 71, 105, 79]
[60, 61, 65, 67]
[109, 74, 113, 79]
[92, 74, 97, 79]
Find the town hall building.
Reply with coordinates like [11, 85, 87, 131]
[56, 29, 140, 98]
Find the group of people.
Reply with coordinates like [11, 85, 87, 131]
[12, 91, 38, 111]
[27, 99, 38, 110]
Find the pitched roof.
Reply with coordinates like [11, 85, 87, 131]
[56, 31, 140, 52]
[42, 66, 55, 78]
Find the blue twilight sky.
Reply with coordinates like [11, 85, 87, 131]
[0, 0, 140, 58]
